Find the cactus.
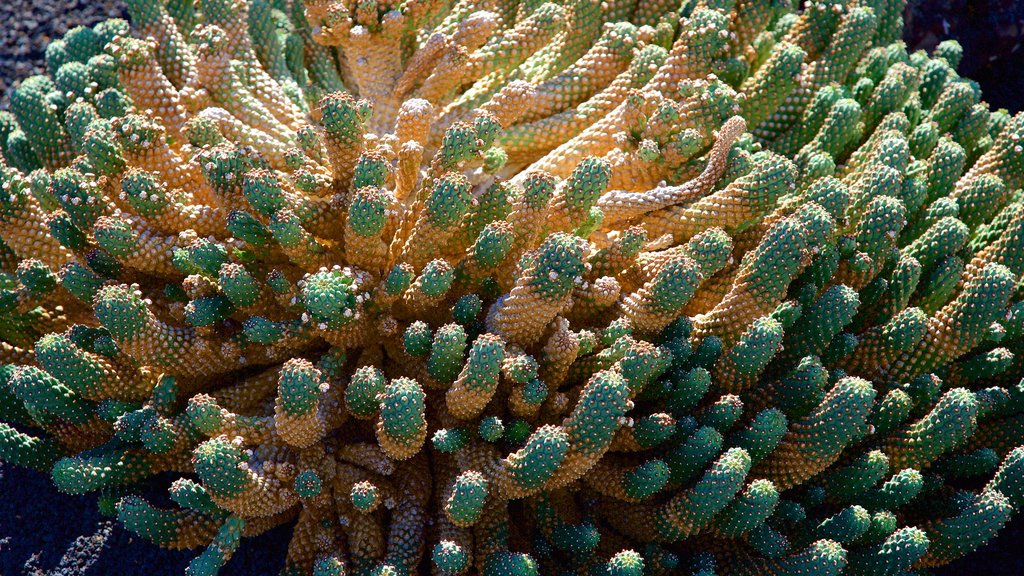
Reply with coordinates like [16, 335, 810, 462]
[1, 0, 1023, 574]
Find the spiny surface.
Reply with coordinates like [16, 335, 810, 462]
[1, 0, 1024, 575]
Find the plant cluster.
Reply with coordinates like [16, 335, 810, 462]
[1, 0, 1023, 575]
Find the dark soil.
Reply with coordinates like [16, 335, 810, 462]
[904, 0, 1024, 113]
[0, 463, 287, 575]
[1, 1, 1023, 575]
[0, 0, 127, 109]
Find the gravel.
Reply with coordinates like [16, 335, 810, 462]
[0, 463, 287, 575]
[0, 0, 126, 109]
[904, 0, 1024, 113]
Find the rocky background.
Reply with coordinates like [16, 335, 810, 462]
[0, 0, 126, 108]
[1, 0, 1022, 574]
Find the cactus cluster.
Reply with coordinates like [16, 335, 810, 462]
[1, 0, 1023, 574]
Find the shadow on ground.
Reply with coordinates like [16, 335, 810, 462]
[0, 464, 287, 575]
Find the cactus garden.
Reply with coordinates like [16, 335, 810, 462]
[1, 0, 1023, 574]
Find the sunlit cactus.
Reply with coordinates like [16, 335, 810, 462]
[1, 0, 1023, 574]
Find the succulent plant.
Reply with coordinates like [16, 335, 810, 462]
[1, 0, 1023, 574]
